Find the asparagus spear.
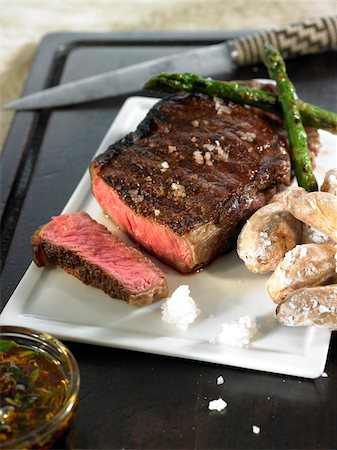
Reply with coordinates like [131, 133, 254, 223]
[263, 44, 318, 192]
[144, 73, 337, 134]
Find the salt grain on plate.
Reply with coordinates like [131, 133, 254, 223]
[208, 398, 227, 412]
[161, 285, 201, 331]
[213, 315, 258, 347]
[321, 372, 328, 377]
[252, 425, 260, 434]
[216, 376, 225, 385]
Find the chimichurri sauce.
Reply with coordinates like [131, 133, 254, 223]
[0, 339, 67, 443]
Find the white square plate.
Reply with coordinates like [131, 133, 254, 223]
[1, 96, 335, 378]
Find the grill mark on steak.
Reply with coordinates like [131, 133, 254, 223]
[90, 93, 297, 272]
[31, 212, 168, 306]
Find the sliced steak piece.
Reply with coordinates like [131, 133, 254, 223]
[31, 211, 168, 306]
[90, 93, 293, 273]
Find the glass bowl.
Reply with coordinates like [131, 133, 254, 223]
[0, 325, 80, 449]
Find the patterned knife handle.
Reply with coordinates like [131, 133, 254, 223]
[231, 16, 337, 66]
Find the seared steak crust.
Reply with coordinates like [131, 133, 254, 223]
[90, 93, 292, 272]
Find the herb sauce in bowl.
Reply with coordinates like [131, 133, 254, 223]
[0, 327, 80, 449]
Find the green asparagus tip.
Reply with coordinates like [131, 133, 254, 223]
[143, 71, 337, 135]
[143, 73, 203, 92]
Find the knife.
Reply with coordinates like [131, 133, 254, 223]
[5, 16, 337, 110]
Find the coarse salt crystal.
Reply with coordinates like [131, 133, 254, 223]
[216, 376, 225, 385]
[318, 304, 331, 313]
[311, 299, 318, 309]
[161, 285, 201, 331]
[214, 315, 258, 347]
[252, 425, 260, 434]
[321, 372, 328, 377]
[204, 151, 212, 161]
[304, 265, 318, 277]
[283, 245, 307, 269]
[302, 225, 330, 244]
[259, 231, 272, 246]
[283, 249, 295, 268]
[161, 161, 169, 172]
[203, 143, 216, 152]
[129, 189, 144, 203]
[208, 398, 227, 412]
[193, 150, 204, 165]
[171, 182, 186, 197]
[237, 131, 256, 142]
[277, 268, 290, 287]
[299, 246, 308, 258]
[213, 97, 232, 115]
[215, 146, 229, 162]
[292, 245, 308, 259]
[168, 145, 177, 153]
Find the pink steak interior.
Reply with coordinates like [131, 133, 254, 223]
[41, 211, 164, 292]
[92, 176, 193, 271]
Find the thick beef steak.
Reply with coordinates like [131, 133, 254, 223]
[31, 212, 168, 306]
[90, 93, 292, 272]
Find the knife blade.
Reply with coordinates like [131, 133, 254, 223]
[5, 16, 337, 110]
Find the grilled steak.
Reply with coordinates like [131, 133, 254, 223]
[31, 212, 168, 306]
[90, 93, 293, 273]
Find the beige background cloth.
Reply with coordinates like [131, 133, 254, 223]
[1, 0, 336, 150]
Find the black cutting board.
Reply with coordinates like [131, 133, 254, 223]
[1, 32, 336, 450]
